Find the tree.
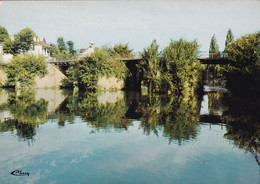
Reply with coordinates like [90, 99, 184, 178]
[225, 28, 234, 52]
[0, 26, 9, 42]
[48, 39, 77, 61]
[66, 47, 128, 90]
[52, 49, 71, 61]
[108, 43, 133, 58]
[57, 37, 66, 51]
[47, 43, 57, 57]
[4, 54, 47, 88]
[14, 28, 35, 53]
[67, 40, 76, 55]
[224, 32, 260, 94]
[162, 39, 201, 95]
[3, 38, 19, 55]
[209, 34, 220, 58]
[140, 40, 165, 93]
[43, 37, 46, 43]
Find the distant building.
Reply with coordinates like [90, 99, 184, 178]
[0, 37, 53, 63]
[79, 42, 95, 58]
[28, 37, 52, 61]
[0, 43, 13, 64]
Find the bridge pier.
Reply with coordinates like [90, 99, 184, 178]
[123, 59, 142, 91]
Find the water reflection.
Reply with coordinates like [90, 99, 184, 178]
[0, 87, 259, 183]
[0, 87, 259, 165]
[199, 84, 259, 166]
[54, 90, 201, 144]
[0, 89, 66, 143]
[136, 94, 200, 144]
[222, 94, 260, 165]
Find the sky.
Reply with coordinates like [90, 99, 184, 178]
[0, 0, 259, 53]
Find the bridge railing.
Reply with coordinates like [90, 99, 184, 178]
[198, 51, 228, 59]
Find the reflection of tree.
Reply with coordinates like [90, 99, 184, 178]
[7, 91, 48, 124]
[62, 90, 201, 143]
[222, 95, 260, 165]
[0, 90, 48, 142]
[0, 119, 37, 142]
[137, 93, 200, 144]
[65, 92, 131, 131]
[208, 92, 228, 115]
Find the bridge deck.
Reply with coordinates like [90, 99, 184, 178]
[48, 57, 232, 65]
[47, 61, 71, 66]
[198, 58, 232, 65]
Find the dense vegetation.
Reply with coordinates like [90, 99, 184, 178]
[0, 26, 9, 43]
[3, 28, 35, 55]
[0, 90, 48, 143]
[49, 90, 201, 144]
[4, 54, 47, 88]
[0, 25, 258, 96]
[66, 44, 132, 90]
[223, 32, 259, 95]
[140, 39, 202, 95]
[48, 37, 77, 61]
[209, 34, 220, 58]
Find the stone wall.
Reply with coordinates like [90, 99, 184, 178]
[97, 76, 124, 90]
[0, 64, 67, 88]
[35, 64, 67, 88]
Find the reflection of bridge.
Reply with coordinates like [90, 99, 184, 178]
[199, 115, 222, 124]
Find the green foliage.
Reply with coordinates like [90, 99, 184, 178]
[136, 93, 200, 144]
[67, 40, 76, 55]
[140, 39, 201, 95]
[47, 43, 56, 56]
[52, 49, 76, 61]
[140, 40, 166, 93]
[224, 32, 260, 93]
[0, 26, 9, 43]
[4, 54, 47, 88]
[3, 38, 19, 55]
[67, 46, 129, 90]
[57, 37, 66, 51]
[108, 43, 133, 58]
[14, 28, 35, 53]
[7, 91, 48, 124]
[3, 27, 35, 55]
[221, 93, 259, 159]
[209, 34, 220, 58]
[225, 28, 234, 50]
[48, 39, 77, 61]
[161, 39, 201, 95]
[0, 90, 48, 141]
[63, 89, 200, 143]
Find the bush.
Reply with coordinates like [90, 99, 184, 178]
[224, 32, 260, 94]
[4, 54, 47, 88]
[162, 39, 201, 94]
[67, 47, 129, 90]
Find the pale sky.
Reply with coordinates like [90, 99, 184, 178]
[0, 0, 259, 53]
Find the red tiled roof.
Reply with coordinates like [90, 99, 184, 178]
[33, 41, 51, 48]
[79, 48, 87, 53]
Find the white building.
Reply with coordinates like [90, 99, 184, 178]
[0, 43, 13, 64]
[28, 37, 52, 61]
[79, 42, 95, 58]
[0, 37, 53, 63]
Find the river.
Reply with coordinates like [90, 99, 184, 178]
[0, 84, 259, 184]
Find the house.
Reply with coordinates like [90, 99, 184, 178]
[0, 43, 13, 64]
[79, 42, 95, 58]
[28, 37, 53, 61]
[0, 37, 53, 64]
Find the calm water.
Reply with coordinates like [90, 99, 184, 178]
[0, 86, 259, 184]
